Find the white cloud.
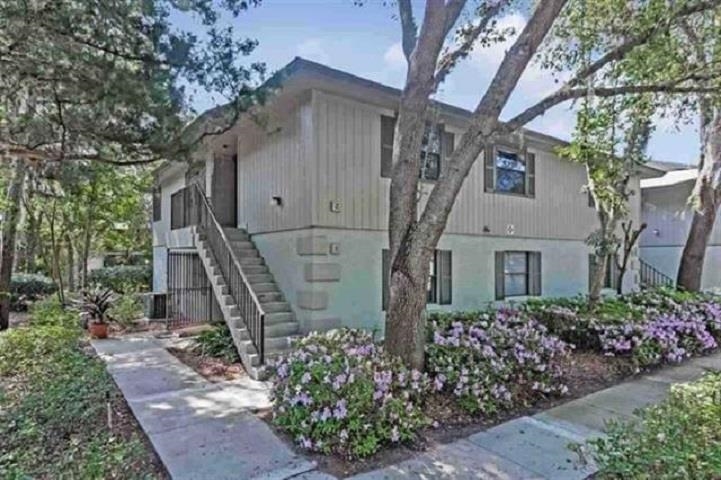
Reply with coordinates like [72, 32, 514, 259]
[383, 42, 406, 70]
[297, 39, 330, 64]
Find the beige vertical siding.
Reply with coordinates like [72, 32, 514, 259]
[236, 101, 313, 234]
[311, 91, 611, 241]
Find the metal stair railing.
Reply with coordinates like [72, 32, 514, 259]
[639, 258, 674, 289]
[189, 183, 266, 364]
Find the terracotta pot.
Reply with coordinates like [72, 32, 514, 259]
[88, 322, 109, 339]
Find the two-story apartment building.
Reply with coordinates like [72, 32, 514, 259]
[151, 58, 661, 376]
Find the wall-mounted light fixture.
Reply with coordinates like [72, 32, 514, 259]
[653, 228, 660, 237]
[271, 196, 283, 207]
[483, 225, 491, 233]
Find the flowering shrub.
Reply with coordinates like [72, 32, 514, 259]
[598, 296, 721, 366]
[426, 309, 570, 414]
[527, 288, 721, 368]
[271, 329, 429, 458]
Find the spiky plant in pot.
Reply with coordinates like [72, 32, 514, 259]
[74, 287, 116, 338]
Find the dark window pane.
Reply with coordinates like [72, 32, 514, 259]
[497, 168, 526, 194]
[421, 152, 440, 180]
[420, 124, 442, 180]
[504, 252, 529, 296]
[495, 150, 527, 194]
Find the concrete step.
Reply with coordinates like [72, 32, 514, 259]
[238, 257, 264, 266]
[247, 273, 273, 284]
[266, 321, 300, 338]
[257, 291, 283, 303]
[242, 265, 269, 275]
[224, 228, 249, 241]
[252, 283, 279, 293]
[264, 311, 294, 325]
[261, 301, 291, 313]
[234, 248, 260, 258]
[230, 240, 254, 250]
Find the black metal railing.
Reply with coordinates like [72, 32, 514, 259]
[191, 183, 266, 364]
[639, 259, 674, 289]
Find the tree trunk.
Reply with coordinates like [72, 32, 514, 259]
[615, 221, 646, 295]
[49, 199, 65, 305]
[589, 253, 608, 307]
[65, 232, 75, 291]
[0, 158, 27, 330]
[385, 246, 432, 371]
[678, 106, 721, 291]
[81, 200, 94, 288]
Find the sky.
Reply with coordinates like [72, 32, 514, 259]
[173, 1, 700, 167]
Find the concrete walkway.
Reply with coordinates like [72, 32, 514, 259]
[351, 353, 721, 479]
[92, 335, 317, 480]
[95, 334, 721, 480]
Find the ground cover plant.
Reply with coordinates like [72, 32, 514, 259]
[0, 298, 164, 479]
[590, 372, 721, 479]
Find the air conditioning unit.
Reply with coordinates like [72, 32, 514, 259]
[142, 292, 168, 319]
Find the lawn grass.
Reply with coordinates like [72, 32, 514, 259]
[0, 298, 165, 479]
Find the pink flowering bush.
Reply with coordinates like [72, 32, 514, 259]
[598, 293, 721, 366]
[270, 329, 429, 458]
[528, 288, 721, 368]
[426, 309, 570, 414]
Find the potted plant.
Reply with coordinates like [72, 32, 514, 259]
[75, 287, 116, 339]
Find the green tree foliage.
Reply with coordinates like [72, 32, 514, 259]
[0, 0, 266, 164]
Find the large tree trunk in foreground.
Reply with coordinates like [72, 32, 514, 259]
[0, 159, 27, 330]
[384, 0, 567, 369]
[678, 106, 721, 291]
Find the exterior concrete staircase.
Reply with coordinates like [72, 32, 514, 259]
[194, 226, 300, 379]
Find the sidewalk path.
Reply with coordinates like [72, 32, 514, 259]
[350, 353, 721, 479]
[92, 335, 317, 480]
[95, 335, 721, 480]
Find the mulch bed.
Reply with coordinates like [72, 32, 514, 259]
[265, 351, 638, 478]
[167, 345, 246, 383]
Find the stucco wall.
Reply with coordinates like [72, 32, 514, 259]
[253, 227, 640, 334]
[641, 246, 721, 291]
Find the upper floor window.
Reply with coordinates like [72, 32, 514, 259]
[380, 115, 454, 181]
[484, 146, 536, 197]
[170, 190, 185, 230]
[420, 124, 442, 181]
[152, 186, 161, 222]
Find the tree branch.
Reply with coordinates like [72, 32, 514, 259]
[434, 0, 507, 89]
[503, 82, 718, 134]
[398, 0, 417, 60]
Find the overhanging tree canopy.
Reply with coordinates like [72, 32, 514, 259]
[0, 0, 266, 165]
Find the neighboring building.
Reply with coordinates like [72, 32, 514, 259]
[640, 166, 721, 290]
[151, 58, 661, 376]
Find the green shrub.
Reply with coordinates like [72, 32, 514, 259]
[107, 293, 143, 327]
[86, 265, 151, 293]
[8, 273, 57, 311]
[192, 323, 240, 362]
[0, 297, 158, 478]
[591, 372, 721, 479]
[271, 329, 429, 458]
[426, 309, 570, 414]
